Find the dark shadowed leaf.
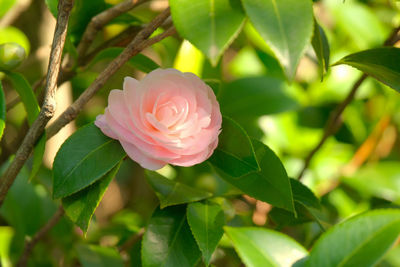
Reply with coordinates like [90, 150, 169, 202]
[208, 117, 259, 178]
[145, 171, 212, 209]
[306, 209, 400, 267]
[53, 123, 126, 198]
[142, 205, 201, 267]
[225, 227, 308, 267]
[187, 201, 225, 265]
[62, 162, 122, 233]
[334, 47, 400, 92]
[170, 0, 245, 65]
[218, 77, 299, 118]
[242, 0, 314, 79]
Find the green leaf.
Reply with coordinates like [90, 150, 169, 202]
[62, 162, 121, 233]
[334, 47, 400, 93]
[170, 0, 245, 66]
[290, 178, 320, 209]
[142, 205, 201, 267]
[87, 47, 160, 73]
[145, 171, 212, 209]
[45, 0, 58, 17]
[77, 244, 124, 267]
[53, 123, 126, 199]
[311, 19, 330, 79]
[218, 77, 299, 118]
[208, 117, 259, 178]
[242, 0, 314, 79]
[212, 138, 294, 212]
[225, 227, 308, 267]
[269, 179, 325, 229]
[5, 71, 45, 180]
[307, 209, 400, 267]
[187, 201, 225, 265]
[0, 82, 5, 141]
[5, 71, 39, 124]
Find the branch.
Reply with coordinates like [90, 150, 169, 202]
[77, 0, 149, 61]
[46, 14, 174, 139]
[17, 206, 65, 267]
[0, 0, 32, 27]
[297, 25, 400, 180]
[0, 0, 74, 206]
[297, 74, 367, 180]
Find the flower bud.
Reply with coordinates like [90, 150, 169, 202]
[0, 42, 26, 71]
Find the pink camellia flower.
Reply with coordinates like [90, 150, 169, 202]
[95, 68, 222, 170]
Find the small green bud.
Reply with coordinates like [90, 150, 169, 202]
[0, 42, 26, 71]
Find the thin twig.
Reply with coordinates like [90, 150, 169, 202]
[297, 25, 400, 180]
[17, 206, 65, 267]
[46, 15, 173, 139]
[0, 0, 74, 206]
[297, 74, 367, 180]
[118, 228, 145, 253]
[77, 0, 150, 62]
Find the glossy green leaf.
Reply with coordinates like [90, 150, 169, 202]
[53, 123, 126, 199]
[170, 0, 245, 65]
[307, 209, 400, 267]
[62, 162, 121, 233]
[142, 205, 201, 267]
[145, 171, 212, 209]
[311, 20, 330, 78]
[334, 47, 400, 93]
[218, 77, 299, 118]
[225, 227, 308, 267]
[5, 71, 45, 180]
[187, 201, 225, 265]
[77, 244, 124, 267]
[213, 138, 294, 212]
[0, 82, 5, 141]
[87, 47, 160, 73]
[242, 0, 314, 79]
[208, 117, 259, 178]
[342, 162, 400, 204]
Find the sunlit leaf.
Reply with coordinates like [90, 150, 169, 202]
[242, 0, 314, 79]
[225, 227, 308, 267]
[334, 47, 400, 93]
[170, 0, 245, 65]
[187, 201, 225, 265]
[306, 209, 400, 267]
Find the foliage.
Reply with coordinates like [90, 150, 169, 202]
[0, 0, 400, 266]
